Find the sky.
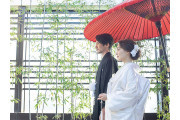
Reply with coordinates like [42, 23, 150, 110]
[1, 0, 180, 119]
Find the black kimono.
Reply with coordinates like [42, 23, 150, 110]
[92, 52, 118, 120]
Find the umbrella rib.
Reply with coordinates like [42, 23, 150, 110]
[161, 17, 168, 34]
[163, 12, 170, 34]
[103, 10, 129, 39]
[136, 17, 143, 40]
[122, 13, 138, 40]
[89, 10, 128, 40]
[107, 10, 135, 40]
[151, 21, 154, 39]
[147, 19, 149, 40]
[87, 21, 102, 40]
[113, 11, 135, 40]
[142, 19, 146, 40]
[88, 9, 133, 42]
[112, 10, 132, 38]
[124, 14, 139, 40]
[113, 11, 134, 40]
[114, 15, 131, 40]
[87, 13, 119, 40]
[106, 12, 128, 40]
[86, 17, 107, 40]
[132, 15, 142, 40]
[165, 12, 170, 24]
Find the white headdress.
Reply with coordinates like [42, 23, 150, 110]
[130, 44, 139, 57]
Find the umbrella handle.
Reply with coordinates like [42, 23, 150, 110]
[101, 100, 103, 120]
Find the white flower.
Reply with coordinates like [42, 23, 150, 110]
[130, 45, 139, 57]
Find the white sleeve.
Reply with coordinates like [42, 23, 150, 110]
[106, 68, 140, 112]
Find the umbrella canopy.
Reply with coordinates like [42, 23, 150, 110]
[84, 0, 170, 43]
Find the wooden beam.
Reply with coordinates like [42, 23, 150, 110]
[14, 6, 26, 113]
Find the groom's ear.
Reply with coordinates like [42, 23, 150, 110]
[105, 43, 110, 49]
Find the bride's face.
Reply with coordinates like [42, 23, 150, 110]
[116, 43, 129, 62]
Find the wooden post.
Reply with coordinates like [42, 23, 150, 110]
[14, 6, 26, 113]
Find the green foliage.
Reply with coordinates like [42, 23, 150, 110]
[139, 40, 170, 119]
[25, 1, 99, 119]
[36, 115, 48, 120]
[11, 98, 20, 104]
[156, 59, 170, 120]
[157, 96, 170, 120]
[52, 114, 61, 120]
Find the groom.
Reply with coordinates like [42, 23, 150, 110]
[92, 33, 118, 120]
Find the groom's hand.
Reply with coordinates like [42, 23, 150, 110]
[97, 93, 107, 101]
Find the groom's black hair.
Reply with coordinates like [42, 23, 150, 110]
[96, 33, 114, 49]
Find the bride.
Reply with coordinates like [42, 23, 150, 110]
[98, 39, 150, 120]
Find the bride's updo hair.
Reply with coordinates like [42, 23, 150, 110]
[118, 39, 141, 60]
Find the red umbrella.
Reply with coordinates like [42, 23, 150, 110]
[84, 0, 170, 68]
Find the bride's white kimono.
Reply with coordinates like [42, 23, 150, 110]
[105, 63, 150, 120]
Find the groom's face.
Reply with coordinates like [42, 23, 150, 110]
[95, 41, 108, 54]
